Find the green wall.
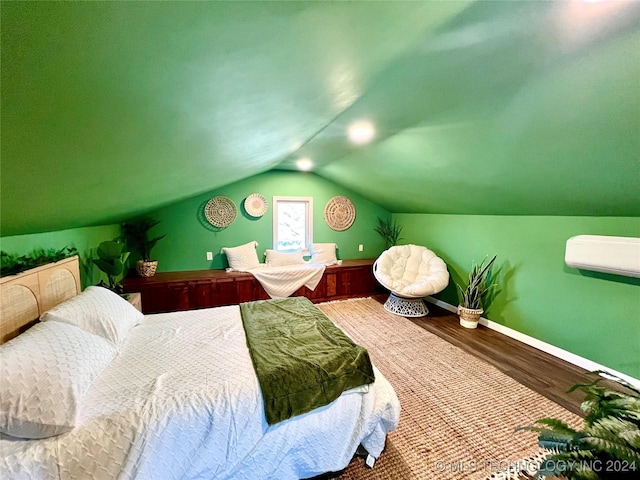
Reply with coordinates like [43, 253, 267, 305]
[4, 181, 636, 380]
[396, 213, 640, 379]
[0, 224, 121, 288]
[149, 171, 390, 272]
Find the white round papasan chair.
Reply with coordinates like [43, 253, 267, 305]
[373, 244, 450, 317]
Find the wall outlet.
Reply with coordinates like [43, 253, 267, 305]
[206, 251, 213, 261]
[358, 244, 364, 252]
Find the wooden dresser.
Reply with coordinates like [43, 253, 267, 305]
[122, 259, 384, 314]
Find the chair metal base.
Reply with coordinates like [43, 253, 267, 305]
[383, 293, 429, 317]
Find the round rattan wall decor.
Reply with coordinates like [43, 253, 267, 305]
[244, 193, 268, 218]
[204, 196, 237, 228]
[324, 196, 356, 231]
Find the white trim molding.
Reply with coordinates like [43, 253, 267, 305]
[425, 296, 640, 389]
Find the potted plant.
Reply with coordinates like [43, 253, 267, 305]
[456, 255, 497, 328]
[1, 246, 78, 277]
[93, 240, 129, 293]
[518, 373, 640, 479]
[121, 217, 166, 277]
[374, 217, 403, 249]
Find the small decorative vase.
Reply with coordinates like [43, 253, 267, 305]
[457, 305, 483, 329]
[136, 259, 158, 277]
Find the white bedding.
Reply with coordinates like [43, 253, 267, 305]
[243, 264, 327, 299]
[0, 305, 400, 479]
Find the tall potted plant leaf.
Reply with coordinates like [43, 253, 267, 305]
[374, 217, 403, 249]
[456, 255, 497, 328]
[121, 217, 166, 277]
[518, 373, 640, 479]
[93, 240, 129, 293]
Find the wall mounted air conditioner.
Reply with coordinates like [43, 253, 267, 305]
[565, 235, 640, 278]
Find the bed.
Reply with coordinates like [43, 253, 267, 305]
[0, 256, 400, 479]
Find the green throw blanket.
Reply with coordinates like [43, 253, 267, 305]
[240, 297, 375, 425]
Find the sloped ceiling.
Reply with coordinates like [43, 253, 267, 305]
[2, 1, 639, 237]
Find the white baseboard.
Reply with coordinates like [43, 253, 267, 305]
[424, 296, 640, 389]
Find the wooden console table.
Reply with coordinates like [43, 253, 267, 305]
[122, 259, 384, 314]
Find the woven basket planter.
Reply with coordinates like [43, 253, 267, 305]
[457, 305, 483, 329]
[136, 260, 158, 277]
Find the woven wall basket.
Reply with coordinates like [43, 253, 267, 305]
[324, 196, 356, 231]
[204, 196, 237, 228]
[244, 193, 268, 218]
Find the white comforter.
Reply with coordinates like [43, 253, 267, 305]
[240, 264, 326, 299]
[1, 306, 400, 479]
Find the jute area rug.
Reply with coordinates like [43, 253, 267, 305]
[317, 298, 581, 480]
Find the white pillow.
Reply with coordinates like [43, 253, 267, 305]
[40, 286, 143, 347]
[265, 249, 306, 267]
[310, 243, 338, 265]
[221, 241, 260, 271]
[0, 321, 117, 439]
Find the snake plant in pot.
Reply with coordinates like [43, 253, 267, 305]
[121, 217, 166, 277]
[456, 255, 497, 328]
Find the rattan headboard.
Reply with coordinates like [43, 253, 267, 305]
[0, 256, 81, 344]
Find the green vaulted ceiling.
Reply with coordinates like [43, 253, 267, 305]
[2, 1, 639, 236]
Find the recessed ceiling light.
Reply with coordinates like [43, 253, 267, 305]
[296, 158, 313, 171]
[348, 121, 375, 145]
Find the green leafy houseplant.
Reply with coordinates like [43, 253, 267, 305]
[121, 217, 166, 277]
[518, 374, 640, 479]
[374, 217, 403, 249]
[121, 217, 165, 261]
[1, 247, 78, 278]
[93, 240, 129, 294]
[456, 255, 497, 328]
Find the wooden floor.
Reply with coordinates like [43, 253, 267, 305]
[372, 295, 615, 417]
